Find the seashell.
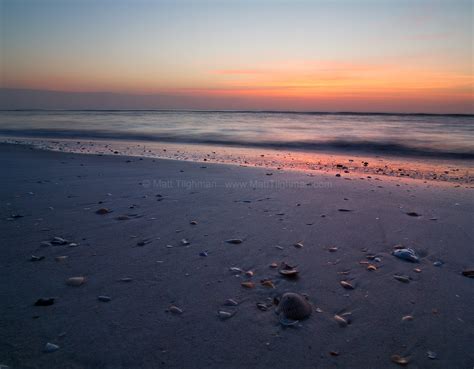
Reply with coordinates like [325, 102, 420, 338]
[226, 238, 243, 244]
[294, 242, 304, 249]
[367, 264, 377, 271]
[393, 275, 410, 283]
[97, 295, 111, 302]
[190, 220, 197, 225]
[279, 268, 299, 278]
[66, 276, 86, 286]
[261, 279, 276, 288]
[241, 281, 255, 289]
[31, 255, 45, 261]
[256, 302, 270, 311]
[181, 238, 190, 245]
[334, 314, 349, 327]
[328, 246, 338, 252]
[392, 248, 419, 263]
[269, 262, 278, 268]
[427, 351, 437, 360]
[402, 315, 414, 321]
[34, 298, 55, 306]
[340, 281, 354, 290]
[51, 237, 68, 245]
[224, 298, 238, 306]
[414, 268, 422, 273]
[461, 269, 474, 278]
[217, 310, 234, 320]
[229, 267, 243, 273]
[391, 354, 409, 366]
[168, 305, 183, 314]
[44, 342, 59, 353]
[245, 270, 254, 277]
[95, 208, 111, 215]
[275, 292, 312, 320]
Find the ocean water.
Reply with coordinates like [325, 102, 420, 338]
[0, 110, 473, 159]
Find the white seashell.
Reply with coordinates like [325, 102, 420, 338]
[168, 305, 183, 314]
[224, 299, 239, 306]
[44, 343, 59, 353]
[66, 276, 85, 286]
[217, 310, 234, 320]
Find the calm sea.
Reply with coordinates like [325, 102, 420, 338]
[0, 110, 473, 159]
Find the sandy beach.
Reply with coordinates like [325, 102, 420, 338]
[1, 142, 473, 369]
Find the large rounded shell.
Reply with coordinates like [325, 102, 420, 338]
[275, 292, 312, 320]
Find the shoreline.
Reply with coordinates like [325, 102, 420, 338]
[1, 142, 473, 368]
[2, 137, 473, 186]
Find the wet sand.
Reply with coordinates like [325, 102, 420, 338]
[0, 143, 473, 369]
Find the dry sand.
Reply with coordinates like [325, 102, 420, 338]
[0, 143, 473, 369]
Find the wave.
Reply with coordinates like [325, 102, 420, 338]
[1, 127, 473, 160]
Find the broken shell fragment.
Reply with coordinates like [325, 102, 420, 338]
[393, 275, 410, 283]
[43, 343, 59, 353]
[261, 279, 276, 288]
[275, 292, 312, 320]
[269, 262, 278, 268]
[294, 242, 304, 249]
[279, 268, 299, 278]
[245, 270, 254, 277]
[97, 295, 111, 302]
[217, 310, 234, 320]
[241, 281, 255, 288]
[340, 281, 354, 290]
[391, 355, 409, 366]
[402, 315, 414, 321]
[367, 264, 377, 271]
[66, 276, 86, 286]
[226, 238, 243, 244]
[224, 298, 238, 306]
[168, 305, 183, 314]
[334, 314, 349, 327]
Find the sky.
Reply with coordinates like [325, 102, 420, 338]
[0, 0, 473, 113]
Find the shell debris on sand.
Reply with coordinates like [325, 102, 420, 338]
[391, 354, 409, 366]
[43, 343, 59, 353]
[217, 310, 234, 320]
[224, 299, 239, 306]
[241, 281, 255, 289]
[261, 279, 276, 288]
[340, 281, 354, 290]
[294, 242, 304, 249]
[66, 276, 86, 286]
[278, 262, 299, 278]
[392, 247, 419, 263]
[226, 238, 243, 244]
[393, 275, 411, 283]
[168, 305, 183, 314]
[275, 292, 312, 321]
